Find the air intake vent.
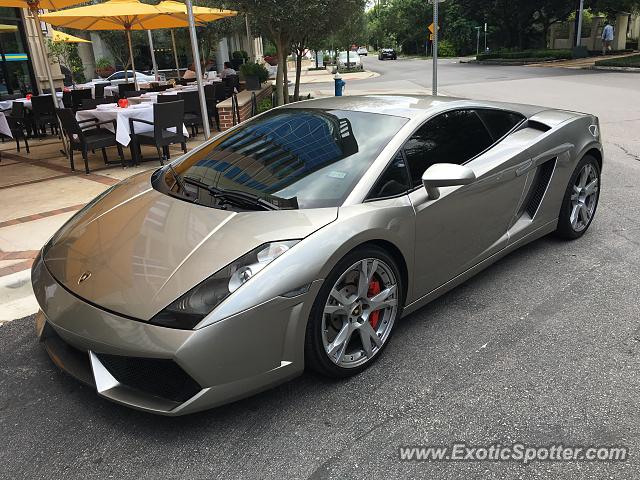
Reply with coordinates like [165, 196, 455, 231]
[96, 354, 201, 403]
[527, 120, 551, 132]
[525, 158, 556, 218]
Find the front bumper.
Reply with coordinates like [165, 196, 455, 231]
[32, 253, 321, 415]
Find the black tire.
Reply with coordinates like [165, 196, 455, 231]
[555, 154, 601, 240]
[305, 245, 404, 378]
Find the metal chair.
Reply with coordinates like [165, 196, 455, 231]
[31, 95, 58, 136]
[204, 83, 223, 131]
[5, 101, 30, 153]
[93, 82, 110, 99]
[71, 89, 93, 110]
[129, 100, 187, 165]
[118, 83, 136, 97]
[177, 90, 203, 136]
[124, 90, 144, 98]
[157, 94, 178, 103]
[56, 108, 125, 173]
[223, 75, 240, 98]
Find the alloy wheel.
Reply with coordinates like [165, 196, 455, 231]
[570, 162, 599, 232]
[321, 258, 398, 368]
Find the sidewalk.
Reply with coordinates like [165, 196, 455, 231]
[292, 67, 379, 84]
[0, 133, 205, 323]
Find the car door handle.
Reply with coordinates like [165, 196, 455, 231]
[515, 159, 533, 177]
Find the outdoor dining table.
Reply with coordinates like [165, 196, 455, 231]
[0, 92, 63, 111]
[0, 111, 12, 138]
[75, 102, 189, 147]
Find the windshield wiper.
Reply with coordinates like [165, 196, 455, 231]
[166, 164, 187, 194]
[183, 176, 281, 211]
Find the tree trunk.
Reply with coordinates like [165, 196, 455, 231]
[294, 46, 303, 102]
[275, 37, 285, 106]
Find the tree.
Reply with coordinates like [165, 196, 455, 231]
[46, 38, 84, 84]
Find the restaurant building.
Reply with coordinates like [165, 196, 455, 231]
[0, 6, 65, 95]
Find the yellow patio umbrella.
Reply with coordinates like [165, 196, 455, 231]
[0, 0, 88, 106]
[40, 0, 194, 89]
[51, 28, 91, 43]
[0, 24, 18, 32]
[156, 1, 237, 76]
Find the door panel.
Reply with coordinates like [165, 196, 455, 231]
[407, 111, 532, 300]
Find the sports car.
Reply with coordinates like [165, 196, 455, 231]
[32, 95, 602, 415]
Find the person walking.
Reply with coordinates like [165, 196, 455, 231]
[602, 20, 614, 55]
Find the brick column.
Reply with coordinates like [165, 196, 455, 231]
[217, 84, 273, 131]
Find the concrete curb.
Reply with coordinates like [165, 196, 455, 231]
[589, 65, 640, 73]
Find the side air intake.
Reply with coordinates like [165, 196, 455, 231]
[524, 158, 556, 218]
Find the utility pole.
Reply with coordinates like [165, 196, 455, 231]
[432, 0, 438, 96]
[576, 0, 585, 46]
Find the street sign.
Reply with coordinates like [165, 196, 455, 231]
[429, 34, 434, 41]
[428, 23, 439, 34]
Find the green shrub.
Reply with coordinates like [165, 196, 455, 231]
[95, 57, 112, 69]
[232, 50, 249, 60]
[595, 54, 640, 67]
[257, 98, 272, 114]
[477, 49, 572, 61]
[438, 40, 457, 57]
[240, 62, 270, 83]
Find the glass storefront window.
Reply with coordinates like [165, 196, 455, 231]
[0, 8, 36, 95]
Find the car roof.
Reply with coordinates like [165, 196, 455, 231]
[286, 94, 549, 120]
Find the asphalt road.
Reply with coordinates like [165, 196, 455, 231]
[2, 58, 640, 479]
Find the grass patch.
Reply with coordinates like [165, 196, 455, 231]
[477, 49, 572, 61]
[595, 54, 640, 67]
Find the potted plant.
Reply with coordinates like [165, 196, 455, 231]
[95, 57, 115, 79]
[240, 62, 269, 90]
[231, 50, 246, 70]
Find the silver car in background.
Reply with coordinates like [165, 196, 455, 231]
[32, 95, 602, 415]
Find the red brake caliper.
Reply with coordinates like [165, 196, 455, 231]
[367, 278, 382, 329]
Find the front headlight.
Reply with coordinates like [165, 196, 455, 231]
[150, 240, 299, 329]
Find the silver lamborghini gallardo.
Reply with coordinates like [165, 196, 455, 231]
[32, 95, 602, 415]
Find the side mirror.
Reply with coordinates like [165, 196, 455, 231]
[422, 163, 476, 200]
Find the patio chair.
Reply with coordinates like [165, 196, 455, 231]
[223, 75, 240, 98]
[42, 87, 63, 94]
[56, 108, 125, 174]
[129, 100, 187, 166]
[31, 94, 58, 136]
[204, 83, 223, 131]
[5, 101, 30, 153]
[71, 89, 93, 110]
[123, 90, 144, 98]
[177, 91, 203, 136]
[79, 98, 98, 110]
[118, 83, 136, 97]
[62, 91, 73, 108]
[93, 82, 109, 99]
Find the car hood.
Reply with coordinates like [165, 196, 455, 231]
[43, 172, 338, 320]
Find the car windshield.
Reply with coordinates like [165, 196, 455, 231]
[157, 108, 408, 210]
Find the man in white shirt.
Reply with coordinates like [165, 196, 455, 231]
[602, 21, 614, 55]
[183, 63, 196, 80]
[220, 62, 236, 79]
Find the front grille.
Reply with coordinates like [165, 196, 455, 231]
[96, 353, 201, 403]
[525, 158, 556, 218]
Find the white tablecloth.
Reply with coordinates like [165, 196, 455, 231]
[0, 111, 12, 138]
[0, 92, 63, 111]
[75, 104, 189, 147]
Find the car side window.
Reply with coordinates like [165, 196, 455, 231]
[368, 152, 411, 200]
[403, 109, 493, 187]
[110, 72, 123, 80]
[476, 109, 525, 141]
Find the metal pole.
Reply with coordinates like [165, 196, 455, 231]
[126, 29, 138, 90]
[32, 9, 68, 154]
[432, 0, 438, 96]
[147, 30, 159, 80]
[185, 0, 211, 139]
[476, 26, 480, 56]
[170, 29, 180, 78]
[576, 0, 585, 46]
